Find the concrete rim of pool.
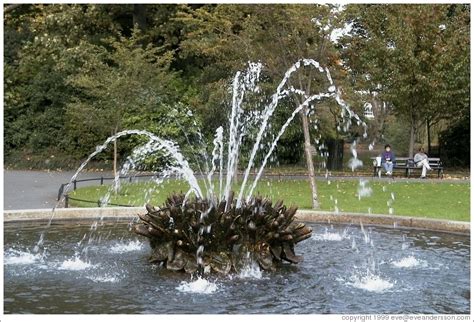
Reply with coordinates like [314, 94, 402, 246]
[4, 207, 470, 235]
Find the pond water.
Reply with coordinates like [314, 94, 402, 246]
[4, 220, 470, 314]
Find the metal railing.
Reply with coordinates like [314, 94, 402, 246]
[58, 173, 161, 208]
[63, 195, 136, 208]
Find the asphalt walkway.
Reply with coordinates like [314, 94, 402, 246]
[3, 170, 111, 210]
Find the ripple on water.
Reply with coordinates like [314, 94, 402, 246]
[176, 277, 219, 294]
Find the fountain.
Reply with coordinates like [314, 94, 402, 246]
[4, 59, 470, 314]
[35, 58, 355, 272]
[135, 193, 311, 273]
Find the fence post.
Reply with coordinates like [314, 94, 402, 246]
[65, 194, 69, 208]
[58, 184, 64, 201]
[73, 180, 77, 190]
[100, 176, 104, 185]
[129, 176, 132, 183]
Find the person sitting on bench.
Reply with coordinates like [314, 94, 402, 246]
[414, 147, 432, 179]
[381, 144, 396, 176]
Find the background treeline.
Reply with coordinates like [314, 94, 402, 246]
[4, 4, 470, 169]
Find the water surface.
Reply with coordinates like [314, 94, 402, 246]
[4, 220, 470, 314]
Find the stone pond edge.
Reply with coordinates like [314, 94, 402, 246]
[3, 207, 469, 235]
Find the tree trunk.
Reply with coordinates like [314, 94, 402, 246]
[133, 4, 147, 30]
[113, 141, 118, 177]
[113, 127, 118, 178]
[408, 118, 416, 158]
[426, 119, 431, 155]
[288, 73, 319, 209]
[300, 107, 319, 209]
[326, 139, 344, 171]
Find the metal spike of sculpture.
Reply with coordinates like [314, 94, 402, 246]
[133, 192, 312, 274]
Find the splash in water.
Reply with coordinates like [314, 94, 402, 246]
[4, 249, 44, 265]
[59, 256, 96, 271]
[109, 240, 144, 254]
[176, 277, 219, 294]
[392, 255, 427, 268]
[87, 273, 122, 283]
[312, 227, 350, 241]
[238, 261, 263, 279]
[346, 272, 394, 293]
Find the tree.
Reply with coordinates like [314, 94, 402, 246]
[63, 31, 193, 174]
[4, 4, 193, 169]
[4, 4, 122, 163]
[341, 4, 469, 157]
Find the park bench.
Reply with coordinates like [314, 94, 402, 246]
[371, 157, 443, 178]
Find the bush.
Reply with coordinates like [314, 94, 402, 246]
[439, 118, 470, 167]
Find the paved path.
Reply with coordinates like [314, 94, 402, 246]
[3, 170, 112, 210]
[4, 170, 468, 210]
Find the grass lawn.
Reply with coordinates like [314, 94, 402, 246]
[69, 178, 470, 222]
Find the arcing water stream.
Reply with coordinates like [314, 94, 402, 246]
[35, 59, 369, 261]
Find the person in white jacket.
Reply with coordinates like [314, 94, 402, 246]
[413, 148, 432, 178]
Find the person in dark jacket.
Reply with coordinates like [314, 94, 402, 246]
[381, 144, 396, 176]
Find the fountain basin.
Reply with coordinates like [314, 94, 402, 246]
[4, 216, 470, 314]
[4, 207, 470, 234]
